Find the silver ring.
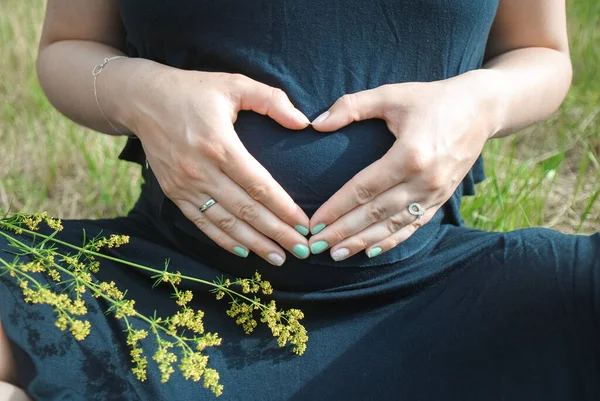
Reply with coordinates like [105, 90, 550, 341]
[408, 202, 425, 220]
[199, 198, 217, 213]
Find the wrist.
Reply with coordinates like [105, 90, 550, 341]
[99, 57, 170, 137]
[450, 69, 508, 140]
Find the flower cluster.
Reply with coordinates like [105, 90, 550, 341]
[261, 302, 308, 355]
[0, 212, 308, 398]
[18, 279, 91, 340]
[87, 234, 130, 251]
[212, 271, 308, 355]
[127, 327, 149, 381]
[17, 211, 64, 232]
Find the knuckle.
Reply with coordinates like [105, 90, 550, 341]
[331, 227, 347, 243]
[340, 93, 355, 110]
[227, 73, 247, 88]
[354, 184, 374, 204]
[358, 237, 370, 250]
[238, 202, 261, 222]
[269, 87, 288, 104]
[243, 237, 262, 253]
[281, 203, 302, 224]
[404, 149, 431, 173]
[200, 138, 228, 165]
[386, 214, 405, 234]
[387, 164, 404, 184]
[246, 182, 270, 202]
[387, 237, 400, 249]
[365, 204, 386, 224]
[270, 229, 288, 244]
[177, 157, 205, 181]
[214, 232, 232, 248]
[191, 215, 209, 230]
[339, 94, 360, 120]
[217, 216, 237, 233]
[323, 209, 341, 222]
[425, 173, 445, 192]
[411, 219, 424, 231]
[258, 87, 287, 116]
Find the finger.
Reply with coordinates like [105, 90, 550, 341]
[308, 183, 413, 254]
[230, 74, 310, 129]
[309, 149, 405, 235]
[208, 174, 311, 260]
[311, 86, 391, 131]
[196, 195, 287, 266]
[176, 199, 254, 259]
[221, 139, 311, 236]
[328, 203, 438, 262]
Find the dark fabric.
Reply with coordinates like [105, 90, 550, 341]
[1, 195, 599, 400]
[2, 1, 600, 400]
[117, 0, 491, 267]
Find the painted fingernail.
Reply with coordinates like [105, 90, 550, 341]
[312, 110, 330, 124]
[294, 109, 311, 124]
[310, 240, 329, 254]
[267, 253, 284, 266]
[293, 244, 310, 259]
[234, 246, 249, 258]
[367, 247, 382, 258]
[331, 248, 350, 261]
[294, 225, 309, 236]
[311, 223, 326, 235]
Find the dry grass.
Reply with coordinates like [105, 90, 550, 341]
[1, 0, 598, 234]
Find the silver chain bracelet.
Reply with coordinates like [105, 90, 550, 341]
[92, 56, 130, 135]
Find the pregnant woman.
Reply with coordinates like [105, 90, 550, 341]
[0, 0, 598, 400]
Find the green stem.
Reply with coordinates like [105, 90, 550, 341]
[88, 281, 192, 351]
[0, 230, 197, 347]
[0, 223, 213, 285]
[1, 219, 304, 338]
[0, 258, 80, 325]
[0, 224, 263, 309]
[0, 257, 45, 288]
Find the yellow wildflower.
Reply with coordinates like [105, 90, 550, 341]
[70, 320, 91, 341]
[175, 290, 193, 307]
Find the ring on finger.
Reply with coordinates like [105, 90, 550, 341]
[408, 202, 425, 220]
[199, 197, 218, 213]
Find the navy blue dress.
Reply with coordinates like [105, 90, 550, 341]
[1, 1, 599, 400]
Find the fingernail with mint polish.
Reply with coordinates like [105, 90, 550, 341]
[294, 225, 309, 236]
[367, 247, 382, 258]
[310, 240, 329, 255]
[311, 223, 326, 235]
[233, 246, 249, 258]
[312, 110, 330, 124]
[293, 244, 310, 259]
[331, 248, 350, 261]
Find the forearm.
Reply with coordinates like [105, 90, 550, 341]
[458, 47, 572, 139]
[36, 40, 167, 135]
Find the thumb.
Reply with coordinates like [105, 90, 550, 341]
[311, 87, 388, 132]
[232, 75, 310, 130]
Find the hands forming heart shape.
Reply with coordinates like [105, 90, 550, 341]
[126, 68, 493, 266]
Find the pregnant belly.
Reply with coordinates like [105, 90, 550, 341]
[234, 111, 396, 215]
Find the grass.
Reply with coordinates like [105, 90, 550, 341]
[462, 0, 600, 234]
[0, 0, 598, 234]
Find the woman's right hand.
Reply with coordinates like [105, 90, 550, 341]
[120, 67, 312, 265]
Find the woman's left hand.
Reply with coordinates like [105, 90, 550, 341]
[308, 73, 497, 261]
